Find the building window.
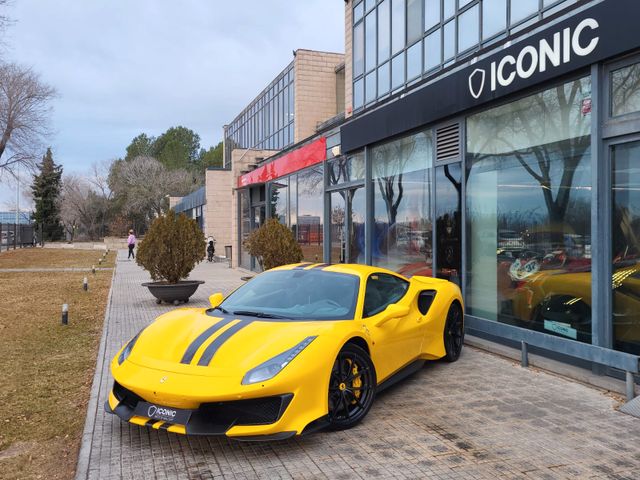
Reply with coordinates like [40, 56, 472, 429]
[611, 140, 640, 355]
[224, 62, 295, 167]
[372, 129, 434, 275]
[270, 178, 289, 225]
[466, 76, 592, 343]
[611, 61, 640, 118]
[297, 165, 324, 262]
[352, 0, 577, 111]
[239, 190, 251, 270]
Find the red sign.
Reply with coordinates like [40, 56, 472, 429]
[237, 137, 326, 188]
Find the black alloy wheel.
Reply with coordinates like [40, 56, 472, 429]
[443, 302, 464, 362]
[327, 343, 376, 430]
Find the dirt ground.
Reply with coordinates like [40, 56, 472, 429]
[0, 249, 113, 480]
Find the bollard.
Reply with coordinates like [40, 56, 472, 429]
[627, 371, 636, 402]
[92, 265, 96, 274]
[521, 341, 529, 368]
[98, 258, 102, 265]
[61, 304, 68, 325]
[83, 277, 88, 291]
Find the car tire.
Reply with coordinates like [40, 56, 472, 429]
[443, 302, 464, 362]
[327, 343, 376, 430]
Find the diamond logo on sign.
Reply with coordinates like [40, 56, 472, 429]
[468, 68, 486, 99]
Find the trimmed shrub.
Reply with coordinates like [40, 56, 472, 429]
[244, 218, 303, 270]
[137, 210, 205, 283]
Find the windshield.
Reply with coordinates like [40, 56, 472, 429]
[220, 269, 360, 320]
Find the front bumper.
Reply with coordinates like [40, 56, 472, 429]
[105, 381, 298, 439]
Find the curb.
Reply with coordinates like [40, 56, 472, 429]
[74, 258, 117, 480]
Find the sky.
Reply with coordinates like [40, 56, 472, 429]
[0, 0, 345, 209]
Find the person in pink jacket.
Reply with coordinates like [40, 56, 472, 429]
[127, 230, 136, 259]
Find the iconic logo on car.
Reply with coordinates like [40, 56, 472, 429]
[468, 68, 486, 99]
[147, 405, 176, 419]
[467, 17, 599, 99]
[160, 376, 167, 384]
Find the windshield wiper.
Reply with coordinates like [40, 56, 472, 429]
[232, 310, 289, 319]
[211, 305, 229, 314]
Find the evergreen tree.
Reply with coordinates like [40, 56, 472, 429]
[31, 147, 64, 241]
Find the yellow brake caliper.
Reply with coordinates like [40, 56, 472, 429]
[351, 362, 362, 403]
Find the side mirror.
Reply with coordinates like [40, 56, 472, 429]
[209, 292, 224, 308]
[374, 303, 410, 327]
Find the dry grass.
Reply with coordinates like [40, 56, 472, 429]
[0, 250, 113, 480]
[0, 248, 115, 269]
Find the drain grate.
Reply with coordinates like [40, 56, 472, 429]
[620, 395, 640, 418]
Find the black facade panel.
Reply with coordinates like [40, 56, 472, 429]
[341, 0, 640, 152]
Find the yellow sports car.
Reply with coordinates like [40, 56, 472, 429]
[105, 263, 463, 440]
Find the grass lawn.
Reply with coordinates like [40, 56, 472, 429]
[0, 248, 115, 269]
[0, 250, 113, 479]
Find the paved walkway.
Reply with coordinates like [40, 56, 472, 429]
[77, 251, 640, 480]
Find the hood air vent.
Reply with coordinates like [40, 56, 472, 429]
[436, 123, 461, 162]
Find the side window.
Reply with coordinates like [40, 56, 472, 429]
[363, 273, 409, 318]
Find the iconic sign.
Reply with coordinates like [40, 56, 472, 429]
[468, 18, 600, 99]
[342, 0, 640, 154]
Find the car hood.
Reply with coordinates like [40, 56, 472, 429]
[126, 308, 337, 377]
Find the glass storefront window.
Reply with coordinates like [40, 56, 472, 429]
[297, 166, 324, 262]
[327, 153, 365, 186]
[611, 62, 640, 117]
[467, 77, 592, 343]
[239, 189, 251, 270]
[611, 140, 640, 355]
[372, 130, 434, 276]
[330, 191, 346, 263]
[270, 178, 288, 225]
[436, 163, 462, 285]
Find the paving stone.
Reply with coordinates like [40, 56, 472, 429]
[76, 250, 640, 479]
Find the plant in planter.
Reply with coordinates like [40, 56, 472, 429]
[244, 218, 303, 271]
[137, 210, 206, 304]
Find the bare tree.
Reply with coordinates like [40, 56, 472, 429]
[110, 156, 197, 224]
[0, 63, 56, 178]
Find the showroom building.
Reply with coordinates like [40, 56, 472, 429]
[231, 0, 640, 384]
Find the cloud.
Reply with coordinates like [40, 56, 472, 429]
[2, 0, 344, 179]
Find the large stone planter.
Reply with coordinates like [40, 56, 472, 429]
[142, 280, 204, 305]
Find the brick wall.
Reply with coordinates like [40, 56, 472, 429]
[294, 50, 345, 142]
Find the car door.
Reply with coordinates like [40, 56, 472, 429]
[362, 273, 423, 382]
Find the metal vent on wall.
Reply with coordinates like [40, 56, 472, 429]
[436, 123, 461, 162]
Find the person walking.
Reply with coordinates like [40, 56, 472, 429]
[127, 229, 136, 260]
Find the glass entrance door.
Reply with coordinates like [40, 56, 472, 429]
[610, 139, 640, 355]
[330, 187, 366, 264]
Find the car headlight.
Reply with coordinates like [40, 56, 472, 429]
[117, 330, 143, 365]
[242, 336, 317, 385]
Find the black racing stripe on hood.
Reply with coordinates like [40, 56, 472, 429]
[292, 263, 313, 270]
[181, 317, 235, 364]
[310, 263, 331, 269]
[197, 320, 253, 366]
